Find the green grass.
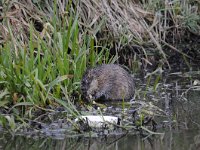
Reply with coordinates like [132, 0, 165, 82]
[0, 1, 117, 130]
[0, 0, 199, 131]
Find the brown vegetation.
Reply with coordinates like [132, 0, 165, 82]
[1, 0, 199, 70]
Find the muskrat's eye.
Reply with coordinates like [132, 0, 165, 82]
[82, 79, 88, 85]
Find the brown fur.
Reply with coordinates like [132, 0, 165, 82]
[81, 64, 135, 102]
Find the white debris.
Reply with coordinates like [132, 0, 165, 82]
[75, 115, 120, 128]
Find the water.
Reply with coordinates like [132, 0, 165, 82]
[0, 74, 200, 150]
[0, 129, 199, 150]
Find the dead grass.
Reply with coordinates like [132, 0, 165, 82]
[0, 0, 199, 66]
[0, 0, 45, 44]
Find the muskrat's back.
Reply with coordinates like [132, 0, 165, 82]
[81, 64, 135, 102]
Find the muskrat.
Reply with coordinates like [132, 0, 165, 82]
[81, 64, 135, 102]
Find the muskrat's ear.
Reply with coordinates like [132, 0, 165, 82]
[89, 79, 98, 88]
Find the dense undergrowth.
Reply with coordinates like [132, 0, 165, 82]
[0, 0, 199, 132]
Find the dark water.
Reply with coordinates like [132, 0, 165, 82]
[0, 129, 200, 150]
[0, 74, 200, 150]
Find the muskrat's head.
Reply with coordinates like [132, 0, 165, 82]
[81, 69, 99, 102]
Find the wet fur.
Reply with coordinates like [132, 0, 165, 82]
[81, 64, 135, 102]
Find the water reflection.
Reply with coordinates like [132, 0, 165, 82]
[0, 130, 200, 150]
